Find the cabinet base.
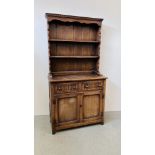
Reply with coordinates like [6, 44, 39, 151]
[51, 119, 104, 134]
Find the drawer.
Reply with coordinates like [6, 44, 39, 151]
[54, 82, 78, 94]
[82, 80, 103, 91]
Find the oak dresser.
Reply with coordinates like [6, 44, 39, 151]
[46, 13, 107, 134]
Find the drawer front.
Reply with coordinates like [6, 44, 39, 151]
[82, 80, 103, 91]
[54, 82, 78, 94]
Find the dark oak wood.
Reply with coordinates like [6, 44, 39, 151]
[46, 13, 107, 134]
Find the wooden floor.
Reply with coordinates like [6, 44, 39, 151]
[34, 111, 121, 155]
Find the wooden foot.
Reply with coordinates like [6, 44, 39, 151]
[52, 130, 56, 135]
[100, 122, 104, 125]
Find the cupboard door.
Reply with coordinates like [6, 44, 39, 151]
[55, 94, 80, 126]
[82, 91, 103, 121]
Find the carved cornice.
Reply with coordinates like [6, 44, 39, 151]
[46, 13, 103, 26]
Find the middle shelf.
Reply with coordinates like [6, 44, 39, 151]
[49, 39, 100, 43]
[50, 56, 99, 58]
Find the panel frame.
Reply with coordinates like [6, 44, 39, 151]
[81, 90, 103, 122]
[54, 93, 81, 126]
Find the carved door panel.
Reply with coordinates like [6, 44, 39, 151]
[82, 90, 103, 121]
[54, 94, 80, 126]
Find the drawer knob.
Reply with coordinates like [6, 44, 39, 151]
[71, 85, 76, 90]
[84, 82, 89, 88]
[58, 86, 62, 91]
[97, 82, 102, 87]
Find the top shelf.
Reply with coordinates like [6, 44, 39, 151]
[48, 39, 100, 43]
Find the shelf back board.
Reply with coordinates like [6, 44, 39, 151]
[49, 21, 99, 41]
[50, 42, 98, 56]
[50, 58, 97, 73]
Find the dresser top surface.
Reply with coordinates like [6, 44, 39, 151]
[49, 73, 107, 83]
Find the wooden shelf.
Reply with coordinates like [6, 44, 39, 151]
[49, 39, 100, 43]
[49, 73, 107, 82]
[51, 70, 96, 75]
[50, 56, 99, 58]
